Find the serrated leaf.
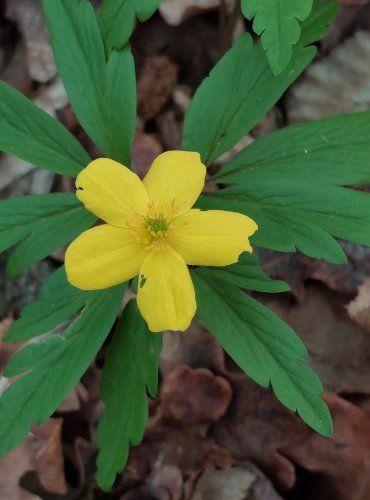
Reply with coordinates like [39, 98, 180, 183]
[0, 285, 125, 457]
[201, 111, 370, 263]
[5, 267, 88, 342]
[242, 0, 313, 75]
[192, 271, 333, 436]
[99, 0, 161, 50]
[96, 300, 162, 490]
[298, 1, 339, 47]
[0, 81, 90, 176]
[43, 0, 136, 166]
[196, 253, 289, 293]
[0, 194, 96, 276]
[182, 2, 334, 166]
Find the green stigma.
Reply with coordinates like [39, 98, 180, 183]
[144, 214, 169, 236]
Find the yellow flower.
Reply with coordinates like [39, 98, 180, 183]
[65, 151, 258, 332]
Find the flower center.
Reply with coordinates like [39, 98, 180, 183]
[144, 214, 169, 237]
[128, 203, 174, 249]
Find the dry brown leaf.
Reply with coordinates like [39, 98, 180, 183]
[6, 0, 57, 83]
[138, 56, 178, 121]
[159, 0, 233, 26]
[213, 375, 370, 499]
[160, 364, 232, 425]
[0, 315, 18, 374]
[155, 109, 183, 150]
[191, 463, 283, 500]
[160, 325, 226, 376]
[122, 465, 183, 500]
[32, 419, 67, 494]
[132, 129, 163, 179]
[263, 284, 370, 394]
[347, 278, 370, 332]
[280, 393, 370, 500]
[58, 382, 89, 413]
[125, 425, 234, 481]
[288, 31, 370, 123]
[0, 419, 67, 499]
[0, 41, 32, 94]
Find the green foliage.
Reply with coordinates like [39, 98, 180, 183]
[0, 81, 90, 176]
[6, 267, 89, 342]
[200, 112, 370, 263]
[96, 301, 162, 490]
[299, 1, 339, 47]
[241, 0, 313, 75]
[0, 284, 125, 457]
[182, 33, 313, 166]
[182, 2, 334, 166]
[0, 194, 96, 276]
[99, 0, 161, 50]
[198, 252, 290, 293]
[193, 271, 333, 436]
[43, 0, 136, 166]
[136, 0, 162, 21]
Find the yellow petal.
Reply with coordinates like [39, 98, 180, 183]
[137, 246, 196, 332]
[143, 151, 206, 217]
[171, 209, 258, 266]
[65, 224, 148, 290]
[76, 158, 149, 226]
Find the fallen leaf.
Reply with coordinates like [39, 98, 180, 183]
[347, 278, 370, 332]
[121, 465, 183, 500]
[262, 284, 370, 394]
[280, 393, 370, 500]
[160, 325, 225, 376]
[159, 0, 233, 26]
[58, 383, 89, 413]
[160, 363, 232, 425]
[155, 109, 183, 150]
[32, 419, 67, 494]
[0, 314, 15, 373]
[0, 41, 32, 95]
[6, 0, 57, 83]
[191, 463, 283, 500]
[138, 56, 178, 121]
[132, 129, 163, 179]
[0, 419, 67, 499]
[288, 31, 370, 123]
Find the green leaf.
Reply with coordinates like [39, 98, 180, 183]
[0, 81, 90, 176]
[0, 285, 125, 457]
[43, 0, 136, 166]
[96, 300, 162, 490]
[196, 253, 290, 293]
[193, 271, 333, 436]
[241, 0, 313, 75]
[298, 1, 339, 47]
[0, 193, 96, 276]
[202, 111, 370, 263]
[99, 0, 161, 50]
[136, 0, 162, 21]
[5, 267, 89, 342]
[182, 2, 333, 166]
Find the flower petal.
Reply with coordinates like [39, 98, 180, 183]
[137, 246, 196, 332]
[143, 151, 206, 217]
[76, 158, 149, 226]
[65, 224, 148, 290]
[172, 209, 258, 266]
